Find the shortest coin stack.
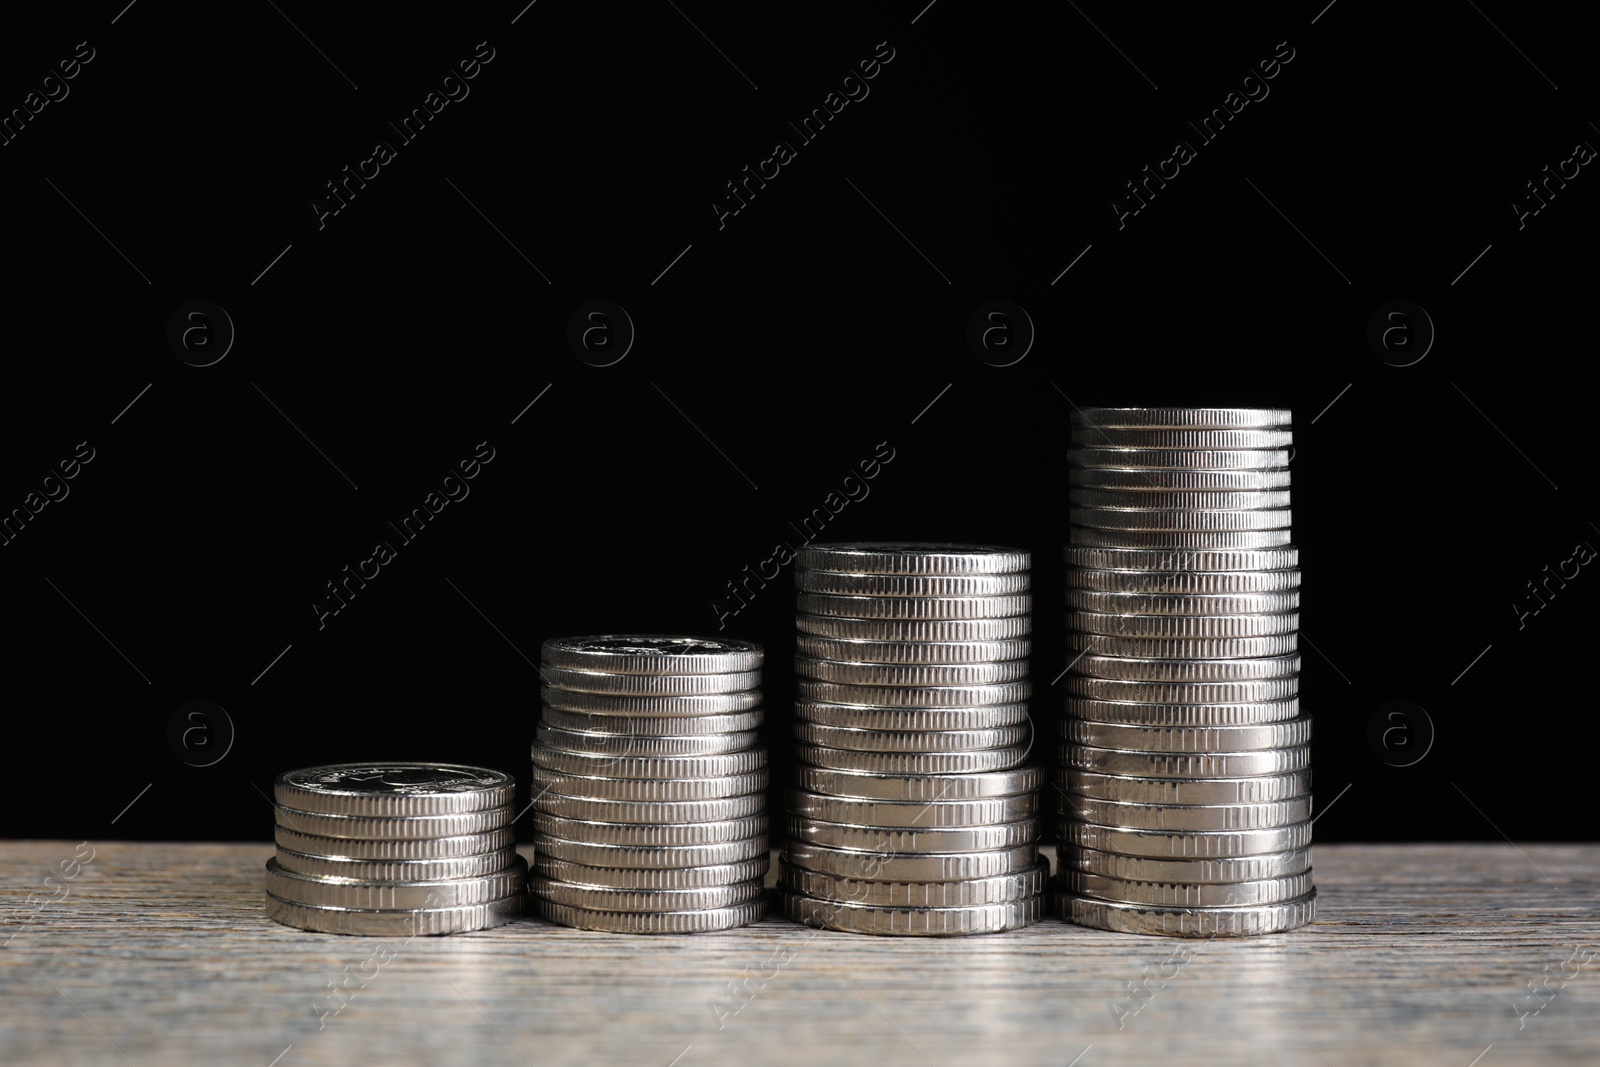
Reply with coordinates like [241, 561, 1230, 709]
[267, 763, 524, 935]
[528, 636, 770, 933]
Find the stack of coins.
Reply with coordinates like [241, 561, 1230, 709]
[527, 636, 770, 933]
[781, 543, 1047, 936]
[1055, 407, 1315, 937]
[266, 763, 524, 935]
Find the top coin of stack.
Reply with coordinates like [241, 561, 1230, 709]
[782, 543, 1047, 936]
[1057, 408, 1315, 937]
[266, 763, 525, 935]
[527, 636, 771, 933]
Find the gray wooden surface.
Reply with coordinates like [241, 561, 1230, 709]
[1, 841, 1596, 1066]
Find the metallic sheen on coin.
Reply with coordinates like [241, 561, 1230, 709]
[1058, 885, 1316, 937]
[539, 635, 763, 674]
[264, 891, 523, 936]
[782, 856, 1049, 908]
[274, 764, 515, 816]
[264, 856, 527, 910]
[796, 543, 1030, 575]
[783, 890, 1041, 935]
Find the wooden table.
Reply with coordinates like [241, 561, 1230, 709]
[2, 842, 1596, 1066]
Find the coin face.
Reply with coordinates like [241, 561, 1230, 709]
[280, 764, 512, 796]
[275, 764, 516, 815]
[540, 635, 762, 673]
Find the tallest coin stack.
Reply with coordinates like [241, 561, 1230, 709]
[1054, 408, 1315, 937]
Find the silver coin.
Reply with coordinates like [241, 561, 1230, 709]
[1059, 886, 1316, 937]
[274, 764, 516, 817]
[796, 613, 1032, 641]
[1061, 820, 1313, 859]
[1069, 427, 1293, 449]
[795, 698, 1029, 732]
[1066, 634, 1298, 659]
[274, 825, 515, 860]
[784, 890, 1041, 936]
[272, 804, 513, 841]
[1069, 467, 1293, 491]
[789, 815, 1039, 853]
[1062, 716, 1312, 753]
[1072, 447, 1290, 470]
[273, 845, 520, 883]
[1066, 589, 1301, 615]
[539, 664, 761, 696]
[1073, 507, 1294, 533]
[796, 634, 1031, 665]
[1063, 696, 1301, 726]
[786, 788, 1038, 828]
[796, 764, 1042, 801]
[781, 856, 1050, 908]
[533, 832, 767, 870]
[1071, 652, 1301, 682]
[1071, 407, 1292, 430]
[1066, 676, 1299, 703]
[533, 896, 767, 933]
[1070, 528, 1294, 549]
[539, 635, 762, 674]
[264, 856, 527, 910]
[525, 873, 765, 913]
[784, 841, 1038, 882]
[540, 686, 763, 717]
[533, 853, 770, 890]
[529, 764, 768, 802]
[539, 706, 763, 736]
[796, 543, 1030, 575]
[795, 570, 1032, 597]
[1062, 744, 1310, 779]
[798, 742, 1031, 775]
[1065, 545, 1299, 571]
[797, 592, 1033, 621]
[794, 655, 1030, 686]
[1059, 795, 1312, 831]
[798, 679, 1032, 708]
[1069, 488, 1293, 511]
[1063, 769, 1311, 805]
[1061, 845, 1313, 883]
[1066, 568, 1299, 596]
[532, 790, 765, 824]
[794, 721, 1029, 754]
[529, 811, 767, 848]
[1067, 610, 1299, 638]
[536, 724, 758, 758]
[530, 745, 766, 780]
[264, 890, 523, 936]
[1063, 869, 1313, 907]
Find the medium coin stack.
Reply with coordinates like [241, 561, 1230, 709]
[782, 543, 1047, 936]
[1055, 407, 1316, 937]
[527, 636, 770, 933]
[266, 763, 524, 935]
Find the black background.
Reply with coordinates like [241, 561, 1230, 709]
[1, 2, 1592, 844]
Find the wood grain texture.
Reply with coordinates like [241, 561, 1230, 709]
[1, 841, 1597, 1066]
